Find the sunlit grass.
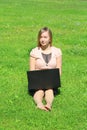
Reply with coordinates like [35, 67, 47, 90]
[0, 0, 87, 130]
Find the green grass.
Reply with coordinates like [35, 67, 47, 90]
[0, 0, 87, 130]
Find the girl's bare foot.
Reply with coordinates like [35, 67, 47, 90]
[45, 104, 51, 111]
[37, 103, 48, 111]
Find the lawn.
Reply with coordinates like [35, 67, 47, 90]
[0, 0, 87, 130]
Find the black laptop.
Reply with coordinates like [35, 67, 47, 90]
[27, 68, 61, 91]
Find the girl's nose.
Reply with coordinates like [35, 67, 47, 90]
[41, 38, 44, 42]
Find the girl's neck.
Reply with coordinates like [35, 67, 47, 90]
[41, 45, 52, 54]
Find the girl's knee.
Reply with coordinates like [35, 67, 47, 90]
[45, 89, 53, 94]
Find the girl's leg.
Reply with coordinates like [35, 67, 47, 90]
[33, 90, 47, 110]
[44, 89, 54, 110]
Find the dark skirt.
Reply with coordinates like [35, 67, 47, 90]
[28, 88, 60, 97]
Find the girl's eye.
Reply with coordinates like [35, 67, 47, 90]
[40, 36, 47, 38]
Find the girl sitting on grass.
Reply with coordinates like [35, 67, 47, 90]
[29, 27, 62, 111]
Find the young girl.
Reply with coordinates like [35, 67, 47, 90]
[29, 27, 62, 111]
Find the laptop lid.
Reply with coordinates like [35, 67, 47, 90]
[27, 68, 61, 90]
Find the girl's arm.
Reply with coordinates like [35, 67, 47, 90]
[56, 55, 62, 76]
[29, 56, 36, 71]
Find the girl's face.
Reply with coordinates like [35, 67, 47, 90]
[39, 31, 50, 47]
